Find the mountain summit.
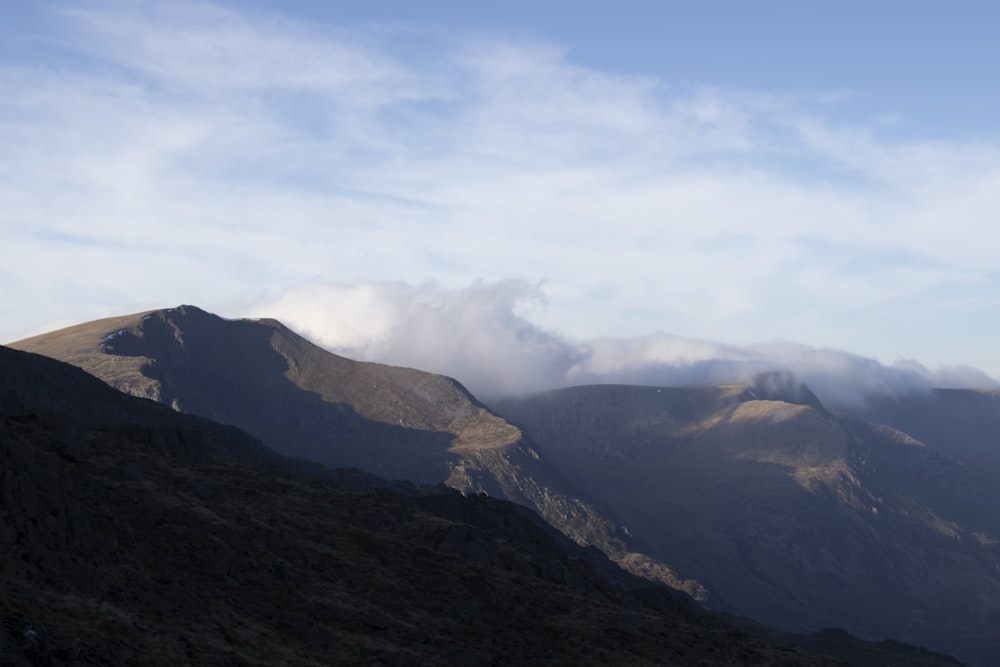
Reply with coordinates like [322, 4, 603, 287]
[14, 305, 518, 482]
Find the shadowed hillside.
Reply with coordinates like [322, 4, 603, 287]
[12, 307, 991, 664]
[12, 305, 509, 482]
[494, 382, 1000, 666]
[10, 306, 701, 597]
[842, 388, 1000, 479]
[4, 343, 961, 666]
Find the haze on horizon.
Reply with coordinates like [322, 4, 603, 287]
[4, 1, 1000, 396]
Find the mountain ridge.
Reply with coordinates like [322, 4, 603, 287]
[0, 342, 966, 666]
[493, 382, 1000, 665]
[0, 343, 840, 665]
[11, 305, 703, 598]
[13, 304, 1000, 665]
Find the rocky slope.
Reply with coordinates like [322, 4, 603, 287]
[493, 377, 1000, 666]
[841, 388, 1000, 481]
[4, 343, 956, 666]
[10, 306, 696, 596]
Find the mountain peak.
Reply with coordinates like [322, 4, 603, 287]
[745, 371, 833, 417]
[10, 305, 524, 481]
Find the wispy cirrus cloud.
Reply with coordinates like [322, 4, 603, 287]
[3, 1, 1000, 380]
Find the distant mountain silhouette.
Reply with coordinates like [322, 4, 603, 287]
[6, 343, 968, 665]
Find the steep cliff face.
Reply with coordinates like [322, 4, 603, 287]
[445, 437, 707, 598]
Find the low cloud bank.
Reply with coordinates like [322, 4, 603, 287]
[572, 336, 999, 408]
[244, 281, 1000, 408]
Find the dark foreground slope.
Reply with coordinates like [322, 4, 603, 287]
[10, 306, 701, 596]
[1, 344, 936, 666]
[494, 379, 1000, 666]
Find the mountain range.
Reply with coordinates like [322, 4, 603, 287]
[9, 304, 1000, 665]
[493, 379, 1000, 665]
[11, 305, 695, 596]
[5, 343, 864, 665]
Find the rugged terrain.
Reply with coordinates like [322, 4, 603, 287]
[841, 388, 1000, 484]
[10, 306, 699, 596]
[493, 376, 1000, 666]
[13, 307, 997, 665]
[3, 343, 964, 666]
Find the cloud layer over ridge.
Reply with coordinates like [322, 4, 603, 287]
[3, 2, 1000, 381]
[245, 281, 1000, 407]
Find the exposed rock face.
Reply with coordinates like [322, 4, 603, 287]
[1, 343, 921, 666]
[9, 306, 700, 597]
[494, 383, 1000, 666]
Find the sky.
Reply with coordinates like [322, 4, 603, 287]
[3, 1, 1000, 403]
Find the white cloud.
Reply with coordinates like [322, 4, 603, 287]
[58, 2, 410, 96]
[246, 280, 581, 398]
[2, 1, 1000, 382]
[245, 280, 1000, 407]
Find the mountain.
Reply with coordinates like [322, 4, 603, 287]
[492, 380, 1000, 666]
[11, 305, 511, 483]
[12, 306, 994, 664]
[10, 305, 698, 596]
[5, 343, 964, 666]
[840, 388, 1000, 482]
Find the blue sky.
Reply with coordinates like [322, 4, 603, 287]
[3, 1, 1000, 400]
